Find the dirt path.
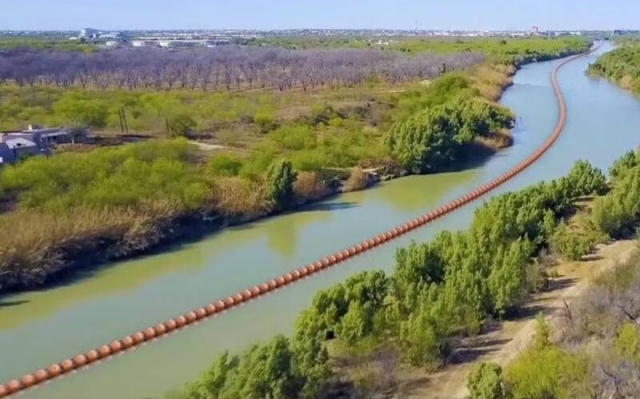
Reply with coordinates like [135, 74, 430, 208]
[403, 240, 638, 399]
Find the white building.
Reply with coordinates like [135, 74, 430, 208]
[80, 28, 99, 39]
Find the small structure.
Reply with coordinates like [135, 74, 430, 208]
[0, 125, 87, 165]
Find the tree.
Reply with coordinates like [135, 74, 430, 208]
[265, 159, 297, 212]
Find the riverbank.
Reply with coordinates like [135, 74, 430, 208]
[587, 39, 640, 95]
[0, 62, 521, 295]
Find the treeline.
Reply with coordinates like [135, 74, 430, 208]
[0, 46, 481, 91]
[175, 159, 609, 399]
[248, 36, 590, 66]
[588, 42, 640, 93]
[465, 146, 640, 399]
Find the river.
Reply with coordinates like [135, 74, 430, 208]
[2, 41, 639, 399]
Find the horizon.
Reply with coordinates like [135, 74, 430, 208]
[2, 0, 640, 31]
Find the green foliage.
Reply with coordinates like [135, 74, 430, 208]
[612, 322, 640, 367]
[591, 147, 640, 239]
[206, 154, 244, 177]
[504, 346, 592, 399]
[265, 159, 297, 212]
[167, 113, 197, 137]
[183, 335, 327, 399]
[0, 138, 208, 211]
[467, 363, 506, 399]
[563, 160, 608, 197]
[549, 220, 597, 261]
[384, 98, 513, 174]
[588, 42, 640, 95]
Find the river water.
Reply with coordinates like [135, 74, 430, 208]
[2, 41, 639, 399]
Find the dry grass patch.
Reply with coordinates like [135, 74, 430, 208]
[343, 168, 371, 192]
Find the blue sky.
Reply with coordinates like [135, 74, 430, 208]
[2, 0, 639, 31]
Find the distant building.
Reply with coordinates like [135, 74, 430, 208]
[0, 125, 87, 165]
[105, 41, 120, 47]
[80, 28, 100, 39]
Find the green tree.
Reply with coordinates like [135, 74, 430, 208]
[265, 159, 297, 212]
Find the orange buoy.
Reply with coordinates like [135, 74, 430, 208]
[224, 296, 235, 306]
[132, 331, 145, 344]
[5, 380, 20, 394]
[33, 369, 49, 383]
[195, 307, 208, 319]
[321, 257, 331, 267]
[305, 264, 316, 274]
[97, 345, 111, 358]
[232, 292, 243, 303]
[174, 316, 187, 328]
[143, 327, 156, 340]
[328, 255, 337, 264]
[121, 335, 135, 349]
[73, 353, 87, 367]
[47, 363, 62, 377]
[164, 319, 177, 332]
[348, 246, 357, 256]
[205, 303, 216, 316]
[19, 374, 35, 389]
[267, 280, 277, 290]
[283, 273, 293, 283]
[214, 300, 227, 311]
[373, 236, 382, 244]
[154, 323, 167, 335]
[250, 286, 261, 296]
[335, 252, 344, 261]
[275, 276, 285, 287]
[60, 358, 75, 372]
[298, 267, 308, 277]
[0, 384, 9, 398]
[185, 311, 198, 323]
[313, 260, 323, 269]
[355, 243, 364, 252]
[110, 340, 123, 353]
[85, 349, 99, 363]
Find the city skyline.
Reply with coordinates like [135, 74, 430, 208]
[1, 0, 640, 31]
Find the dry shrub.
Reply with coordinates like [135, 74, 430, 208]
[0, 199, 185, 291]
[343, 167, 371, 192]
[475, 129, 514, 150]
[471, 65, 515, 101]
[293, 171, 331, 202]
[212, 177, 267, 219]
[620, 75, 635, 90]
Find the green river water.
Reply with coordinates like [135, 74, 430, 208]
[2, 42, 640, 399]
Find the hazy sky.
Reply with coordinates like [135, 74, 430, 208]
[2, 0, 639, 31]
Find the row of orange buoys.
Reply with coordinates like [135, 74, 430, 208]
[0, 41, 602, 399]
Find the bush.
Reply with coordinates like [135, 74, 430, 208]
[549, 221, 597, 261]
[467, 363, 506, 399]
[206, 154, 244, 177]
[343, 168, 370, 192]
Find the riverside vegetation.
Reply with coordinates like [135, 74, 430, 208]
[465, 146, 640, 399]
[0, 37, 591, 294]
[173, 156, 614, 399]
[588, 39, 640, 94]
